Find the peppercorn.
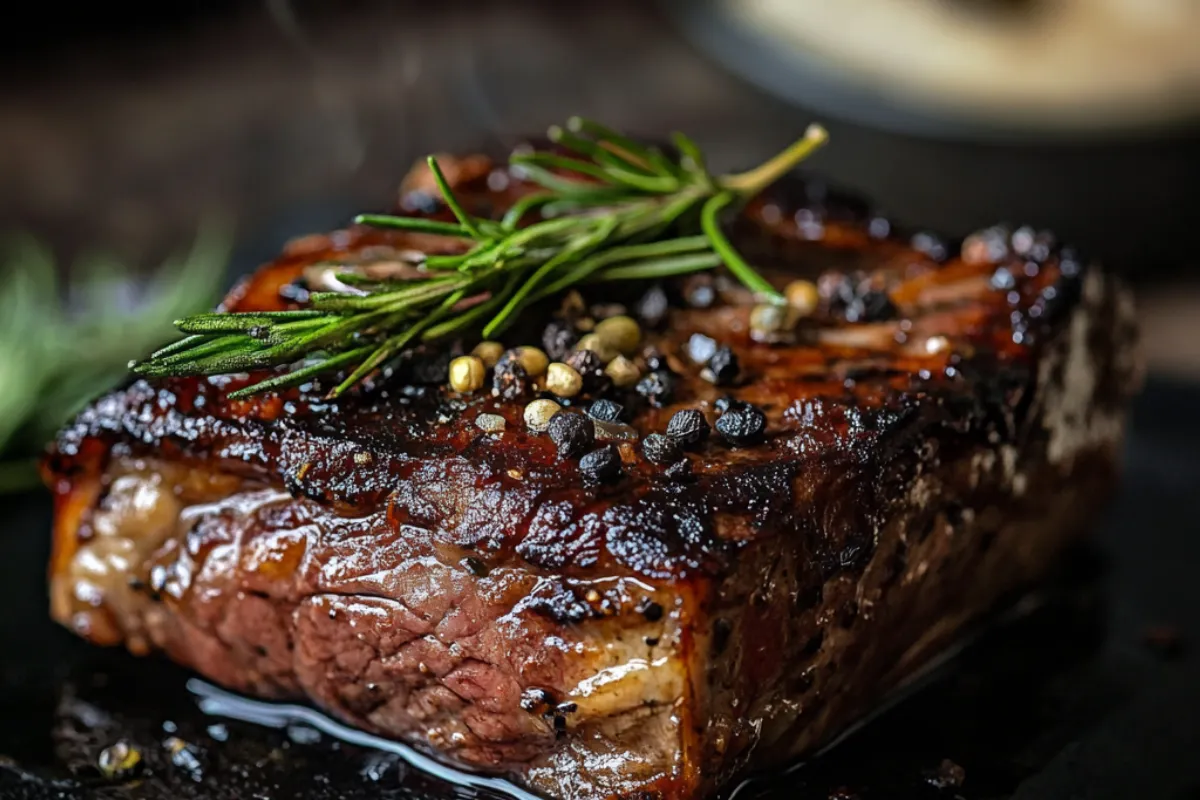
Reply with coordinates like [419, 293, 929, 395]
[749, 303, 789, 336]
[642, 433, 682, 465]
[844, 289, 896, 323]
[492, 356, 530, 400]
[574, 333, 618, 364]
[641, 348, 669, 372]
[634, 285, 669, 329]
[714, 395, 736, 412]
[565, 349, 607, 392]
[448, 355, 486, 393]
[546, 362, 584, 398]
[513, 346, 549, 377]
[604, 355, 641, 388]
[784, 279, 820, 316]
[665, 408, 710, 447]
[548, 412, 595, 459]
[579, 445, 622, 484]
[715, 403, 767, 446]
[635, 370, 675, 407]
[705, 346, 739, 386]
[523, 398, 561, 432]
[471, 341, 505, 368]
[541, 320, 578, 361]
[587, 399, 626, 423]
[594, 315, 642, 356]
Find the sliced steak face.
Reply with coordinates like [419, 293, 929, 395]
[42, 154, 1140, 800]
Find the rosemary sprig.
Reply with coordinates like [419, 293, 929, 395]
[134, 118, 828, 399]
[0, 222, 231, 493]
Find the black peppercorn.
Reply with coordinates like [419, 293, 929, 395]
[547, 412, 595, 459]
[635, 370, 675, 407]
[665, 408, 710, 447]
[706, 346, 740, 385]
[491, 356, 530, 400]
[564, 349, 607, 392]
[542, 320, 578, 361]
[634, 285, 669, 329]
[641, 347, 669, 372]
[664, 458, 694, 482]
[715, 403, 767, 446]
[844, 289, 896, 323]
[579, 445, 622, 483]
[642, 433, 683, 465]
[587, 398, 626, 423]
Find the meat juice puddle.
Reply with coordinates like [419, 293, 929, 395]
[187, 679, 541, 800]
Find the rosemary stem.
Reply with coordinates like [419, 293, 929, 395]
[700, 193, 784, 303]
[719, 124, 829, 197]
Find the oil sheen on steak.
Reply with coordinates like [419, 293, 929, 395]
[42, 147, 1140, 800]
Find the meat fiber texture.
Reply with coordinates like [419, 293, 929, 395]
[42, 150, 1140, 800]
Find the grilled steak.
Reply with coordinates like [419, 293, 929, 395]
[42, 150, 1140, 800]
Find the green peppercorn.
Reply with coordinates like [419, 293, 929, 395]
[448, 355, 486, 393]
[471, 341, 505, 368]
[605, 355, 641, 388]
[546, 362, 584, 398]
[574, 333, 618, 364]
[523, 398, 562, 432]
[594, 315, 642, 356]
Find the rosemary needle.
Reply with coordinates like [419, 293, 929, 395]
[134, 119, 829, 398]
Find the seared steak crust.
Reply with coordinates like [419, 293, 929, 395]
[43, 148, 1139, 799]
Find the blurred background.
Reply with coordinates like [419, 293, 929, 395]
[1, 0, 1199, 486]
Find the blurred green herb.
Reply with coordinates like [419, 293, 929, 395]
[0, 222, 232, 493]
